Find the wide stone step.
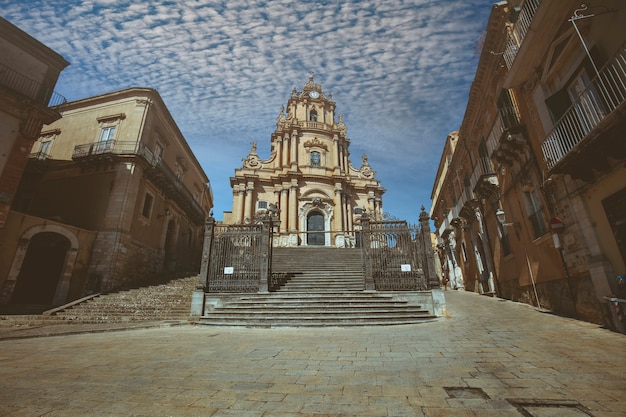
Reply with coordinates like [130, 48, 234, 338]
[198, 314, 438, 327]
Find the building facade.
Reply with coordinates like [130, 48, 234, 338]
[0, 17, 69, 228]
[431, 0, 626, 327]
[0, 88, 213, 307]
[223, 75, 386, 248]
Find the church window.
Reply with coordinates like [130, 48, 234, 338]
[310, 110, 318, 122]
[257, 200, 268, 211]
[311, 151, 321, 166]
[354, 207, 364, 215]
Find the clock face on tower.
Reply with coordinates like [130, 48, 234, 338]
[309, 91, 319, 99]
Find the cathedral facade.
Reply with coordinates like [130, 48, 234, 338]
[223, 75, 385, 247]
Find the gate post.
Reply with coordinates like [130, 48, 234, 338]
[258, 219, 271, 293]
[258, 205, 279, 293]
[191, 214, 215, 316]
[361, 213, 375, 291]
[419, 206, 440, 289]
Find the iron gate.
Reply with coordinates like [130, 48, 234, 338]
[362, 220, 428, 291]
[206, 223, 264, 292]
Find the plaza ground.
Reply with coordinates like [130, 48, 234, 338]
[0, 290, 624, 416]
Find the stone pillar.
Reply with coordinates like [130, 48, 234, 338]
[191, 215, 215, 316]
[236, 185, 245, 223]
[258, 219, 271, 293]
[290, 132, 298, 167]
[419, 207, 439, 289]
[346, 195, 353, 236]
[361, 214, 375, 291]
[333, 135, 340, 171]
[280, 185, 288, 233]
[275, 137, 283, 168]
[289, 180, 298, 231]
[244, 182, 254, 222]
[282, 134, 290, 167]
[334, 184, 343, 232]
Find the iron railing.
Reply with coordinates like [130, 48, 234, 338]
[29, 151, 52, 160]
[503, 0, 541, 69]
[0, 62, 66, 107]
[541, 42, 626, 170]
[362, 220, 428, 291]
[206, 223, 264, 293]
[72, 140, 206, 222]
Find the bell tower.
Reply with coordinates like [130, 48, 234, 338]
[224, 75, 386, 248]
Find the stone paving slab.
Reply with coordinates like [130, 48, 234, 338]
[0, 290, 624, 416]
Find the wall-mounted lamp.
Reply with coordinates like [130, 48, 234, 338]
[495, 209, 519, 228]
[158, 208, 171, 219]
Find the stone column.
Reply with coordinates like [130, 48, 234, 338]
[333, 135, 340, 171]
[282, 134, 290, 167]
[275, 137, 283, 168]
[368, 192, 375, 217]
[235, 185, 245, 223]
[334, 184, 343, 232]
[244, 182, 254, 222]
[289, 180, 298, 231]
[280, 185, 288, 233]
[290, 132, 298, 167]
[346, 195, 353, 234]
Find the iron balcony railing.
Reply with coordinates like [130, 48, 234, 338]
[72, 140, 206, 222]
[486, 104, 523, 157]
[471, 157, 497, 190]
[0, 62, 66, 107]
[503, 0, 541, 69]
[29, 151, 52, 160]
[541, 42, 626, 170]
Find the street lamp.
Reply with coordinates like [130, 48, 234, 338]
[495, 209, 519, 228]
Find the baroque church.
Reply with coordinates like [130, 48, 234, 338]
[223, 75, 386, 248]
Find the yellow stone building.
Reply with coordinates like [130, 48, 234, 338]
[223, 75, 386, 247]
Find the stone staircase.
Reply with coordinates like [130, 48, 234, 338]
[198, 247, 438, 327]
[43, 276, 198, 324]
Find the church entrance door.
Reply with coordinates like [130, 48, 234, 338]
[307, 212, 325, 246]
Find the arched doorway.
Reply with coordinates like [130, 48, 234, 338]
[307, 212, 325, 246]
[11, 232, 71, 305]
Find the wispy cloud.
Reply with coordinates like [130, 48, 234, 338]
[4, 0, 491, 222]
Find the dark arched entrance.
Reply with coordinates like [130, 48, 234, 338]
[11, 232, 70, 305]
[307, 212, 325, 246]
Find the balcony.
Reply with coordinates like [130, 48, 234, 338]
[503, 0, 541, 70]
[297, 121, 332, 132]
[0, 62, 66, 107]
[471, 157, 499, 200]
[488, 104, 528, 166]
[72, 140, 206, 223]
[541, 42, 626, 177]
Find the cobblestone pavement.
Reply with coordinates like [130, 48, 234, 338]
[0, 290, 624, 417]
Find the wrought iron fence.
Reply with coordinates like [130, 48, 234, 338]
[207, 224, 264, 293]
[362, 220, 428, 291]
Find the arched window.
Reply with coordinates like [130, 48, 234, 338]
[310, 110, 318, 122]
[310, 151, 321, 166]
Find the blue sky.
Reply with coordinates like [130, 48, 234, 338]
[3, 0, 492, 223]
